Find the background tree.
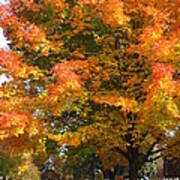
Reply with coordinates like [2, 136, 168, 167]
[0, 0, 180, 179]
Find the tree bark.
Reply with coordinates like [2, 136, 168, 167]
[129, 161, 139, 180]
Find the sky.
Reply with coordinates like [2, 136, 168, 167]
[0, 29, 8, 49]
[0, 0, 8, 4]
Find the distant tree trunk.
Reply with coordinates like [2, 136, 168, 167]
[104, 169, 116, 180]
[73, 166, 80, 180]
[89, 154, 96, 180]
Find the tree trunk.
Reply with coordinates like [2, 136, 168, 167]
[129, 161, 139, 180]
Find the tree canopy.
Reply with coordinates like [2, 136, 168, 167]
[0, 0, 180, 179]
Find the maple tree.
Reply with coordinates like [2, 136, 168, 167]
[0, 0, 180, 179]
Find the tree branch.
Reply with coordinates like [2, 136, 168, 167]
[139, 131, 149, 143]
[140, 138, 160, 165]
[151, 148, 164, 155]
[150, 140, 180, 156]
[147, 154, 163, 162]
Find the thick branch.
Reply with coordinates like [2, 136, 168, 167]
[142, 140, 180, 166]
[147, 154, 163, 162]
[140, 138, 160, 165]
[151, 148, 164, 155]
[150, 140, 180, 156]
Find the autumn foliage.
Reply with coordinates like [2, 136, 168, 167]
[0, 0, 180, 179]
